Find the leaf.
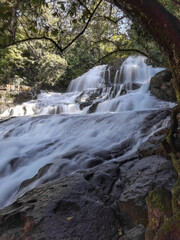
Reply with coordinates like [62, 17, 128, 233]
[66, 217, 73, 221]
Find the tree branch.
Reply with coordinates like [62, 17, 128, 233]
[0, 0, 103, 53]
[0, 37, 63, 52]
[98, 48, 160, 64]
[61, 0, 103, 52]
[94, 15, 124, 24]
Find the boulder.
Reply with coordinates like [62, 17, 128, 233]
[116, 155, 176, 228]
[120, 224, 145, 240]
[149, 70, 176, 102]
[0, 175, 121, 240]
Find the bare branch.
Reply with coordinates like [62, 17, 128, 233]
[0, 37, 63, 52]
[61, 0, 103, 52]
[0, 0, 103, 54]
[94, 15, 124, 24]
[98, 48, 160, 64]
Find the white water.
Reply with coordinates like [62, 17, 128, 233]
[0, 56, 175, 209]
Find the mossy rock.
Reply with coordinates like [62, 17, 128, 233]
[154, 212, 180, 240]
[145, 187, 172, 240]
[172, 176, 180, 214]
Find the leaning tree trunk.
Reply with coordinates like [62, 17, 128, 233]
[112, 1, 180, 239]
[112, 0, 180, 101]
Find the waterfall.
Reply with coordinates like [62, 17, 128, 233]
[67, 65, 106, 92]
[0, 56, 175, 209]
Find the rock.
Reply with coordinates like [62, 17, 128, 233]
[126, 224, 145, 240]
[79, 101, 92, 110]
[88, 102, 99, 113]
[149, 70, 176, 102]
[0, 175, 121, 240]
[131, 83, 141, 90]
[145, 187, 172, 240]
[104, 58, 127, 85]
[117, 155, 177, 228]
[0, 108, 177, 239]
[0, 87, 38, 115]
[0, 153, 177, 239]
[14, 90, 37, 104]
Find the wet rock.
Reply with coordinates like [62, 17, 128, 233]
[0, 175, 121, 240]
[149, 70, 176, 102]
[138, 110, 171, 157]
[86, 158, 104, 168]
[79, 101, 92, 110]
[88, 102, 99, 113]
[19, 164, 53, 191]
[131, 83, 141, 90]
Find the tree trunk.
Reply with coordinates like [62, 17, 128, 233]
[112, 0, 180, 102]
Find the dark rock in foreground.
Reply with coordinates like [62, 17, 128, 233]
[0, 154, 176, 240]
[0, 110, 178, 239]
[0, 175, 120, 240]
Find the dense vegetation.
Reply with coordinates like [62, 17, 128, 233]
[0, 0, 179, 90]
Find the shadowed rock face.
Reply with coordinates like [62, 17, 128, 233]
[0, 156, 177, 240]
[149, 70, 176, 102]
[0, 175, 120, 240]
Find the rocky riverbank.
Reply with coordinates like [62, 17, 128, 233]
[0, 85, 38, 115]
[0, 109, 177, 240]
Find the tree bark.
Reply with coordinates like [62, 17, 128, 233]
[112, 0, 180, 102]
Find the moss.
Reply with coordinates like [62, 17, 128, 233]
[166, 128, 173, 146]
[154, 212, 180, 240]
[5, 91, 10, 99]
[145, 187, 172, 240]
[170, 152, 180, 175]
[173, 79, 180, 104]
[172, 177, 180, 214]
[146, 187, 172, 215]
[145, 224, 156, 240]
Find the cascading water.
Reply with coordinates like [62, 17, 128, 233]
[0, 56, 175, 209]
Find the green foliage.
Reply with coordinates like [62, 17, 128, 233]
[0, 40, 67, 88]
[127, 21, 168, 67]
[0, 0, 177, 90]
[37, 53, 67, 87]
[59, 37, 97, 87]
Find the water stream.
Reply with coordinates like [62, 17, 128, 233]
[0, 56, 175, 209]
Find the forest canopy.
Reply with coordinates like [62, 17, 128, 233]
[0, 0, 179, 89]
